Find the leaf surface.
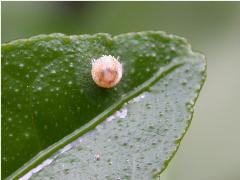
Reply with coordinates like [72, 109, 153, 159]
[1, 31, 206, 179]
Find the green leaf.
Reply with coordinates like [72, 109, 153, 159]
[2, 31, 206, 179]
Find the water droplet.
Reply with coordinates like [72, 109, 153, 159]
[37, 86, 42, 91]
[14, 89, 19, 93]
[122, 142, 128, 146]
[2, 157, 7, 162]
[159, 112, 164, 117]
[107, 159, 112, 165]
[69, 63, 74, 68]
[130, 68, 135, 74]
[164, 82, 168, 86]
[17, 104, 22, 109]
[80, 89, 84, 94]
[149, 125, 154, 129]
[24, 133, 29, 138]
[51, 70, 56, 74]
[181, 79, 187, 86]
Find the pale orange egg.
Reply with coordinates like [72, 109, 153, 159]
[91, 55, 123, 88]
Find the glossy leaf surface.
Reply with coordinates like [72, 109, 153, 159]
[1, 31, 206, 179]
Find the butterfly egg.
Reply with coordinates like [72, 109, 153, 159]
[91, 55, 123, 88]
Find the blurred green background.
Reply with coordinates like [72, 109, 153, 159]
[2, 2, 240, 180]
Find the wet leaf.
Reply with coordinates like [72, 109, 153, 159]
[2, 31, 206, 179]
